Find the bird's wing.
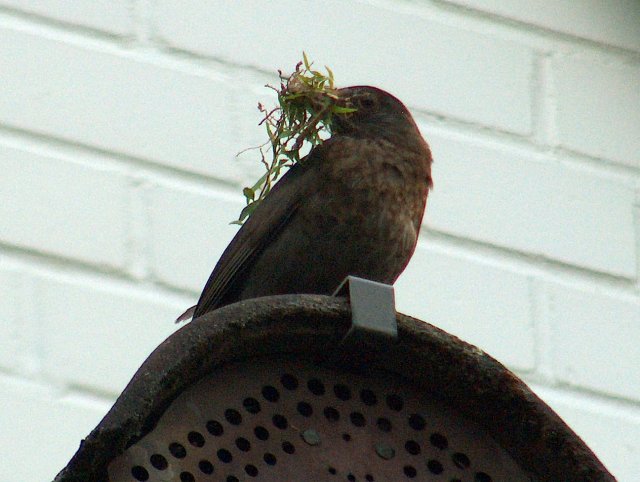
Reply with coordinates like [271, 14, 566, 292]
[187, 145, 327, 319]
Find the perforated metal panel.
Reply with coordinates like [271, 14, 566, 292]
[108, 358, 532, 482]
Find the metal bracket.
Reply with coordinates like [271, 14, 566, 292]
[332, 276, 398, 342]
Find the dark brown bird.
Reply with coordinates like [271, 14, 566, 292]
[179, 86, 433, 321]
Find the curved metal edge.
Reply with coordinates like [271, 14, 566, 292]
[53, 294, 615, 482]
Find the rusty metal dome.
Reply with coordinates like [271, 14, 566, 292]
[54, 280, 613, 482]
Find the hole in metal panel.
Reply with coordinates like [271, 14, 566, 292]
[198, 459, 213, 474]
[427, 458, 444, 474]
[350, 411, 366, 427]
[243, 396, 261, 414]
[168, 442, 186, 459]
[297, 400, 313, 417]
[377, 416, 392, 432]
[324, 406, 340, 422]
[205, 419, 223, 436]
[408, 413, 426, 431]
[254, 425, 269, 440]
[178, 472, 194, 482]
[476, 472, 493, 482]
[404, 440, 420, 455]
[280, 373, 298, 390]
[262, 385, 280, 402]
[403, 465, 417, 478]
[272, 413, 288, 429]
[245, 463, 258, 477]
[386, 393, 403, 411]
[149, 453, 167, 470]
[224, 408, 241, 425]
[334, 383, 352, 401]
[186, 431, 204, 448]
[235, 436, 250, 452]
[282, 440, 296, 454]
[453, 451, 471, 469]
[308, 377, 326, 396]
[430, 431, 449, 450]
[217, 448, 232, 463]
[130, 465, 148, 481]
[360, 388, 377, 406]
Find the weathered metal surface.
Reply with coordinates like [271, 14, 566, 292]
[53, 294, 615, 481]
[107, 358, 532, 481]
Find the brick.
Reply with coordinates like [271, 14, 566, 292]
[0, 27, 241, 181]
[148, 182, 244, 292]
[442, 0, 640, 52]
[0, 145, 129, 268]
[0, 0, 133, 36]
[0, 377, 108, 481]
[154, 0, 535, 134]
[38, 274, 183, 393]
[0, 262, 43, 376]
[395, 243, 536, 370]
[554, 56, 640, 168]
[548, 284, 640, 401]
[424, 131, 637, 277]
[533, 385, 640, 479]
[0, 268, 20, 371]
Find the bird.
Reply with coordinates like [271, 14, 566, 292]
[178, 85, 433, 322]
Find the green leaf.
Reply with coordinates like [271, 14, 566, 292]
[242, 187, 255, 201]
[302, 51, 311, 70]
[331, 105, 357, 114]
[234, 53, 341, 223]
[233, 202, 258, 225]
[250, 172, 269, 192]
[325, 66, 335, 88]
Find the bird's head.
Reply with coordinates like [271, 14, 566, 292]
[331, 86, 419, 140]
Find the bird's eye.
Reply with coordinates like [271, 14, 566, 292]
[357, 96, 376, 109]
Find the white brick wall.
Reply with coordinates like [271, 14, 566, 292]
[554, 54, 640, 168]
[0, 145, 130, 268]
[0, 1, 638, 480]
[148, 182, 244, 292]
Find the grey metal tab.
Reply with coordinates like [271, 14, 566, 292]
[333, 275, 397, 341]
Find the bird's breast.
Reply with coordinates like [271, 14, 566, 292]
[320, 137, 429, 228]
[295, 137, 429, 279]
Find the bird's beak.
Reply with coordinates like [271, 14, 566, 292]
[331, 88, 356, 134]
[334, 87, 355, 108]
